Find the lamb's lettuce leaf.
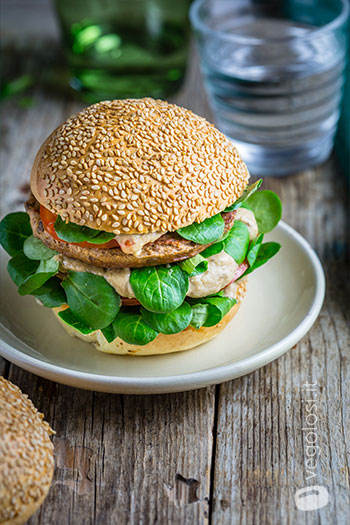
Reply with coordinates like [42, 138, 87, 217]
[247, 233, 264, 267]
[58, 308, 95, 335]
[130, 265, 188, 313]
[224, 180, 262, 212]
[178, 254, 208, 277]
[61, 271, 120, 329]
[190, 303, 209, 329]
[23, 235, 57, 260]
[223, 220, 249, 264]
[243, 242, 281, 276]
[7, 253, 39, 286]
[244, 190, 282, 233]
[34, 277, 67, 308]
[17, 256, 60, 295]
[188, 295, 237, 328]
[141, 302, 192, 334]
[111, 309, 159, 345]
[0, 212, 32, 256]
[54, 216, 114, 244]
[177, 214, 225, 245]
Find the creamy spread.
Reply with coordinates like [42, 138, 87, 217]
[234, 208, 258, 240]
[115, 232, 163, 257]
[104, 268, 134, 298]
[57, 255, 105, 278]
[57, 255, 134, 298]
[58, 250, 239, 300]
[187, 252, 238, 298]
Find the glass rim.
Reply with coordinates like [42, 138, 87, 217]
[190, 0, 350, 45]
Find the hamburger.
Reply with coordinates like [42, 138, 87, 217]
[0, 98, 282, 356]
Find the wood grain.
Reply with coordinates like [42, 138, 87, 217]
[5, 368, 215, 525]
[211, 163, 350, 524]
[0, 5, 349, 523]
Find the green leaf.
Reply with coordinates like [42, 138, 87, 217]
[245, 190, 282, 233]
[18, 257, 60, 296]
[202, 296, 237, 327]
[243, 242, 281, 276]
[61, 272, 120, 329]
[54, 216, 114, 244]
[223, 220, 250, 264]
[101, 324, 117, 343]
[190, 303, 209, 329]
[37, 257, 60, 274]
[112, 309, 159, 345]
[0, 212, 32, 256]
[178, 254, 208, 277]
[130, 265, 189, 314]
[247, 233, 264, 267]
[224, 179, 263, 212]
[7, 253, 39, 286]
[200, 241, 223, 258]
[141, 302, 192, 334]
[177, 214, 225, 245]
[58, 308, 95, 335]
[199, 229, 232, 258]
[83, 230, 115, 244]
[34, 277, 67, 307]
[189, 296, 237, 328]
[23, 235, 57, 260]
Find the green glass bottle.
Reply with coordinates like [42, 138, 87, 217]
[54, 0, 190, 103]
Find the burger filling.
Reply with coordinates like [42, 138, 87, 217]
[0, 180, 282, 347]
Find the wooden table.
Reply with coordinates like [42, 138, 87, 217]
[1, 7, 349, 524]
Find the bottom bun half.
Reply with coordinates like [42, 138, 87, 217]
[53, 280, 247, 356]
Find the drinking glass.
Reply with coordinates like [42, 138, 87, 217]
[190, 0, 349, 176]
[54, 0, 190, 103]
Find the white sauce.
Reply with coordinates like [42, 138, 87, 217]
[104, 268, 134, 298]
[115, 232, 163, 257]
[234, 208, 259, 240]
[57, 255, 105, 278]
[57, 255, 134, 298]
[187, 251, 238, 298]
[58, 250, 239, 300]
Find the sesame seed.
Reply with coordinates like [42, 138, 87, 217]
[0, 377, 54, 523]
[38, 98, 249, 233]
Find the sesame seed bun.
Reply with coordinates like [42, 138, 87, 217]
[53, 280, 247, 356]
[0, 377, 54, 525]
[30, 98, 249, 235]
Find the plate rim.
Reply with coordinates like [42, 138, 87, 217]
[0, 221, 325, 393]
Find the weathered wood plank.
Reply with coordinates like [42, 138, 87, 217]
[0, 358, 9, 376]
[6, 367, 214, 525]
[211, 162, 350, 524]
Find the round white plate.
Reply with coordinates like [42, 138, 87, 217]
[0, 221, 325, 394]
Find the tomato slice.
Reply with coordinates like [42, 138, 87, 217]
[39, 205, 119, 249]
[232, 260, 249, 282]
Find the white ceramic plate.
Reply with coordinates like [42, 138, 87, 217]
[0, 221, 325, 394]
